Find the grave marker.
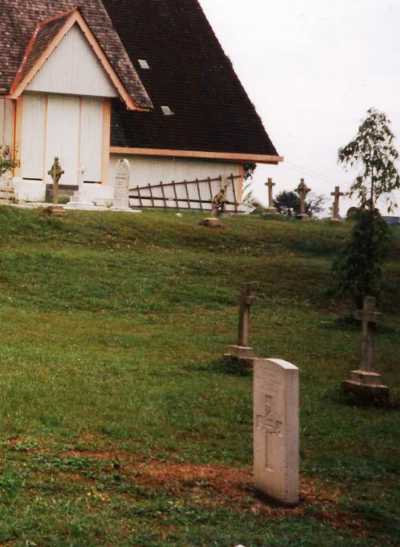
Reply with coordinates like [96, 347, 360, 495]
[226, 283, 257, 362]
[113, 159, 131, 211]
[343, 296, 389, 401]
[331, 186, 344, 221]
[48, 157, 64, 205]
[253, 358, 300, 506]
[199, 182, 227, 228]
[265, 178, 278, 214]
[296, 179, 310, 220]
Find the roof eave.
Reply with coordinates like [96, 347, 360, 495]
[110, 146, 284, 164]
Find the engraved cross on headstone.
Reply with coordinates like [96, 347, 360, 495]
[296, 178, 310, 216]
[354, 296, 381, 372]
[238, 283, 257, 347]
[265, 178, 276, 209]
[48, 157, 64, 205]
[331, 186, 345, 220]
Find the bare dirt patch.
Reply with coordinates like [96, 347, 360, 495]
[57, 450, 367, 536]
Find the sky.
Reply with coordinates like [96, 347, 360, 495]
[199, 0, 400, 215]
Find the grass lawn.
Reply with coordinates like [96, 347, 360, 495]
[0, 206, 398, 546]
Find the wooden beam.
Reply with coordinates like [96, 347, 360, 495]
[110, 146, 284, 165]
[13, 97, 23, 176]
[102, 99, 112, 184]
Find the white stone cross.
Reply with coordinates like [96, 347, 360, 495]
[265, 178, 276, 209]
[331, 186, 345, 220]
[253, 358, 299, 506]
[296, 179, 310, 217]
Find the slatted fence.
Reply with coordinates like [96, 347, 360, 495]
[129, 174, 242, 212]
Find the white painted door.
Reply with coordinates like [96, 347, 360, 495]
[80, 98, 103, 183]
[46, 95, 80, 185]
[20, 94, 46, 180]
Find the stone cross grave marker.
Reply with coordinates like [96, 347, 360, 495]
[265, 178, 278, 213]
[226, 283, 257, 362]
[331, 186, 344, 221]
[296, 179, 310, 219]
[113, 159, 131, 210]
[200, 182, 228, 228]
[211, 184, 228, 218]
[48, 157, 64, 205]
[253, 358, 300, 506]
[343, 296, 389, 401]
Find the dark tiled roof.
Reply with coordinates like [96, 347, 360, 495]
[12, 12, 72, 92]
[104, 0, 279, 157]
[0, 1, 152, 109]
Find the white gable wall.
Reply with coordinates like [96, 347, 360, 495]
[27, 25, 118, 98]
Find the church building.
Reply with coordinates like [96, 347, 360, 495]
[0, 0, 282, 210]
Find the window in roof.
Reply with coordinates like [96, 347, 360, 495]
[161, 105, 174, 116]
[138, 59, 150, 69]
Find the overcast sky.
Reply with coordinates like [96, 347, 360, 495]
[199, 0, 400, 214]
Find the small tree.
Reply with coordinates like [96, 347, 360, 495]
[274, 191, 300, 215]
[333, 108, 399, 307]
[333, 209, 391, 308]
[274, 190, 325, 217]
[339, 108, 400, 212]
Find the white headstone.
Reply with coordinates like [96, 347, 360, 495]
[113, 159, 130, 210]
[253, 358, 299, 506]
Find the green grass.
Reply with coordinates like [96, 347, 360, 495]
[0, 206, 398, 546]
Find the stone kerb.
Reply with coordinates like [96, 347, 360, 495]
[253, 358, 300, 506]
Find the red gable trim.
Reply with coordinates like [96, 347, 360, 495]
[9, 8, 149, 112]
[110, 146, 284, 165]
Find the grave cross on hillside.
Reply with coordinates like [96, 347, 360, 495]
[296, 179, 310, 217]
[354, 296, 381, 372]
[331, 186, 345, 220]
[238, 283, 257, 348]
[265, 178, 276, 209]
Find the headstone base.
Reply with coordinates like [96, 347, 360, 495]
[225, 345, 256, 364]
[296, 213, 310, 221]
[111, 207, 139, 213]
[330, 217, 342, 223]
[343, 370, 389, 402]
[65, 201, 98, 211]
[199, 217, 224, 228]
[264, 207, 279, 215]
[43, 205, 65, 217]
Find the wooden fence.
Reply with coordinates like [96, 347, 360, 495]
[129, 174, 242, 212]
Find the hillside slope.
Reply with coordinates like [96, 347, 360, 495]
[0, 207, 398, 546]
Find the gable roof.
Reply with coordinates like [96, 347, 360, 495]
[103, 0, 282, 163]
[0, 1, 152, 110]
